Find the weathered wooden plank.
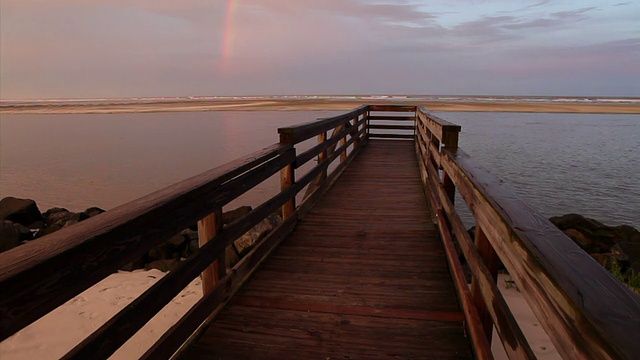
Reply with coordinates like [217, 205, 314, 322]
[0, 143, 291, 341]
[368, 115, 416, 121]
[368, 105, 416, 112]
[295, 127, 365, 190]
[183, 140, 473, 359]
[425, 158, 536, 359]
[197, 208, 223, 294]
[368, 133, 414, 139]
[435, 209, 493, 360]
[441, 148, 640, 359]
[278, 105, 367, 144]
[294, 117, 366, 168]
[63, 163, 302, 359]
[140, 215, 298, 360]
[368, 124, 415, 130]
[417, 107, 461, 141]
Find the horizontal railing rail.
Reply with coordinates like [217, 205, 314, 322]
[415, 106, 640, 359]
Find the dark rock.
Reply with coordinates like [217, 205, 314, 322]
[550, 214, 640, 254]
[43, 207, 72, 225]
[145, 259, 179, 272]
[69, 212, 90, 223]
[0, 220, 21, 253]
[38, 223, 64, 238]
[223, 206, 252, 226]
[232, 213, 282, 257]
[0, 197, 42, 225]
[225, 245, 240, 269]
[13, 223, 33, 241]
[120, 256, 147, 272]
[84, 207, 105, 218]
[614, 242, 640, 274]
[148, 233, 188, 261]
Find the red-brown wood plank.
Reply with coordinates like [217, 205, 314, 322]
[182, 140, 473, 359]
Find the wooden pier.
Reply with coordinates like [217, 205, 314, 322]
[184, 140, 471, 359]
[1, 105, 639, 359]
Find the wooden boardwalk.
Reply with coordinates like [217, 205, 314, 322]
[183, 140, 472, 359]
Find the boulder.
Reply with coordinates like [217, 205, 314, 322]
[13, 223, 33, 241]
[0, 221, 21, 253]
[613, 242, 640, 274]
[84, 207, 105, 218]
[223, 206, 252, 226]
[43, 207, 73, 225]
[145, 259, 179, 272]
[232, 213, 282, 257]
[0, 197, 42, 225]
[550, 214, 640, 254]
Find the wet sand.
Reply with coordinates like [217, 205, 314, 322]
[2, 98, 639, 114]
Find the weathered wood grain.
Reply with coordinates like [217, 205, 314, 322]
[63, 172, 302, 359]
[0, 143, 291, 341]
[278, 105, 367, 144]
[441, 148, 640, 359]
[425, 157, 536, 360]
[182, 140, 473, 359]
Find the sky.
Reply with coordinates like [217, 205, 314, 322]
[0, 0, 638, 99]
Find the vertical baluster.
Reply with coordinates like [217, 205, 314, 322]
[280, 134, 296, 219]
[197, 208, 223, 294]
[471, 226, 500, 342]
[318, 131, 327, 182]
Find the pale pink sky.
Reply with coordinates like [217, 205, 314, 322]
[1, 0, 638, 99]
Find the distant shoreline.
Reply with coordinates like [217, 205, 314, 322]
[2, 99, 640, 114]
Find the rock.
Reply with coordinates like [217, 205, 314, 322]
[550, 214, 640, 254]
[614, 242, 640, 274]
[13, 223, 33, 241]
[0, 220, 21, 253]
[145, 259, 179, 272]
[232, 213, 282, 257]
[226, 245, 240, 269]
[148, 233, 188, 261]
[120, 256, 147, 272]
[84, 207, 105, 218]
[223, 206, 252, 226]
[0, 197, 42, 225]
[43, 207, 73, 225]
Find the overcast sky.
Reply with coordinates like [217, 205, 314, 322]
[1, 0, 638, 99]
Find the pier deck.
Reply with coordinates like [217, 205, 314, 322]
[183, 140, 472, 359]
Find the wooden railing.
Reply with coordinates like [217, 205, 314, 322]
[415, 106, 640, 360]
[0, 105, 413, 359]
[1, 105, 638, 359]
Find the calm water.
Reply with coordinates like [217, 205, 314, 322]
[434, 112, 639, 228]
[1, 111, 638, 227]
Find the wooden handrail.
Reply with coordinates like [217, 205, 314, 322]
[0, 142, 291, 341]
[0, 106, 373, 358]
[415, 107, 640, 359]
[2, 105, 637, 359]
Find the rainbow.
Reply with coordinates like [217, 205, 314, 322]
[219, 0, 237, 73]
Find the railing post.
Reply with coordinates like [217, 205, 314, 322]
[340, 124, 348, 162]
[471, 225, 500, 342]
[280, 134, 296, 219]
[442, 129, 459, 203]
[318, 131, 327, 182]
[197, 207, 223, 294]
[353, 116, 360, 149]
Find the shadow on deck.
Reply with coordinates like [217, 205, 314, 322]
[183, 140, 472, 359]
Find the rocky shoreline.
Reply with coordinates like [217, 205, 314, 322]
[1, 196, 638, 286]
[0, 197, 282, 273]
